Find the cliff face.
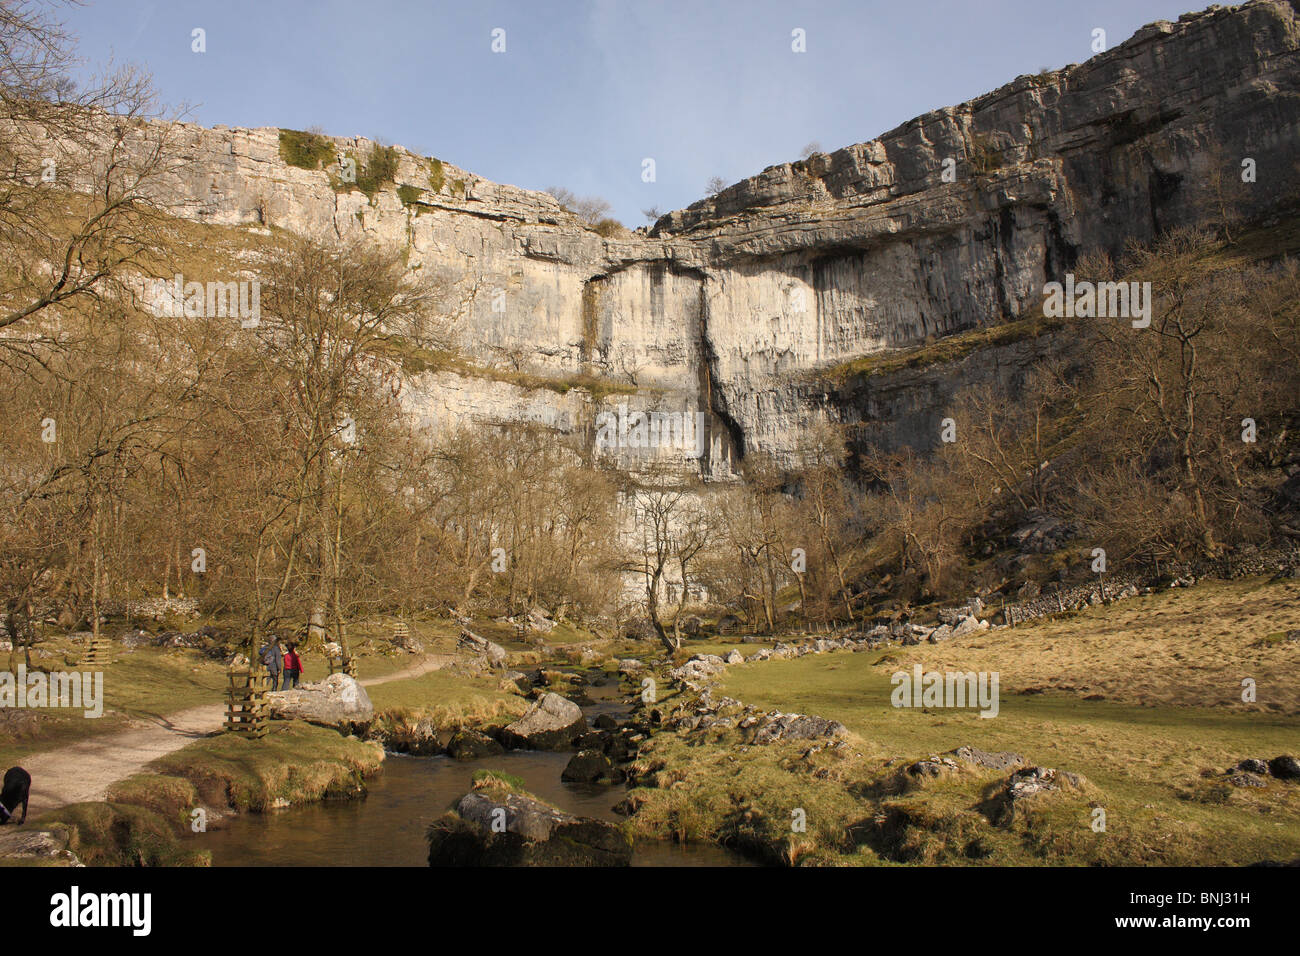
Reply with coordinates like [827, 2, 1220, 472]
[130, 0, 1300, 473]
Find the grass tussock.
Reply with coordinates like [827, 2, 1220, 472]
[36, 802, 210, 867]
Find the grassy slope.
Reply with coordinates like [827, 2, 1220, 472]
[626, 576, 1300, 865]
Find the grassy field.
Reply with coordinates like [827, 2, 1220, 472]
[367, 666, 525, 722]
[0, 644, 229, 767]
[625, 576, 1300, 865]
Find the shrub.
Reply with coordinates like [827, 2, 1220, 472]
[593, 218, 628, 238]
[969, 135, 1003, 175]
[279, 128, 334, 170]
[353, 144, 400, 198]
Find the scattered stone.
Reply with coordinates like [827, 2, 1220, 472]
[1230, 772, 1269, 789]
[752, 713, 847, 745]
[670, 654, 726, 682]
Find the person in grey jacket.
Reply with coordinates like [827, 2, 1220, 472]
[258, 634, 282, 691]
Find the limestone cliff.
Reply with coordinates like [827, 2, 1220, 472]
[118, 0, 1300, 473]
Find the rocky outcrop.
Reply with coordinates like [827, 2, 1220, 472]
[267, 674, 374, 727]
[427, 788, 632, 866]
[75, 2, 1300, 474]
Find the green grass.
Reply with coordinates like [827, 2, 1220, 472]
[367, 666, 522, 716]
[471, 768, 526, 792]
[625, 581, 1300, 865]
[144, 720, 383, 813]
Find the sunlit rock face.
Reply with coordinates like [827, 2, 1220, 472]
[105, 0, 1300, 475]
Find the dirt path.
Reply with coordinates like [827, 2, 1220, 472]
[20, 654, 457, 818]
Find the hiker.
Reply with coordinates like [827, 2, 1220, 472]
[258, 634, 282, 691]
[282, 641, 304, 689]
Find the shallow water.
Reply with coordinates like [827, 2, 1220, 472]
[197, 673, 753, 867]
[197, 750, 752, 867]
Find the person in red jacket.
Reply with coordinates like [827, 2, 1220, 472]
[282, 642, 304, 689]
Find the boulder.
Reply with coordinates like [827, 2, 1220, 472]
[500, 692, 587, 750]
[428, 788, 631, 866]
[723, 650, 744, 665]
[926, 624, 953, 644]
[561, 749, 615, 783]
[526, 607, 557, 632]
[267, 673, 373, 726]
[457, 629, 507, 668]
[950, 615, 989, 640]
[947, 745, 1025, 771]
[445, 729, 504, 760]
[1269, 755, 1300, 780]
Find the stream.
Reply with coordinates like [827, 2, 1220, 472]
[195, 672, 755, 867]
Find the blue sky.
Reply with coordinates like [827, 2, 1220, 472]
[68, 0, 1197, 225]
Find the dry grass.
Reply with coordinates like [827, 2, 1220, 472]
[918, 576, 1300, 712]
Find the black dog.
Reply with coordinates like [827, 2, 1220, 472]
[0, 767, 30, 825]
